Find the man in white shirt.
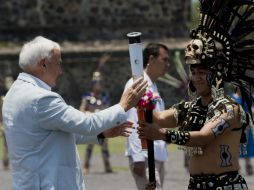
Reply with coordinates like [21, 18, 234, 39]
[125, 43, 170, 190]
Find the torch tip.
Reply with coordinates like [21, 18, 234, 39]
[127, 32, 142, 38]
[127, 32, 142, 44]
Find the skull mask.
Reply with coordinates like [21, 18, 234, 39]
[185, 39, 203, 65]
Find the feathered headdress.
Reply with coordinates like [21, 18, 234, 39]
[186, 0, 254, 114]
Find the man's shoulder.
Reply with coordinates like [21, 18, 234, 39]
[23, 85, 63, 105]
[32, 86, 60, 98]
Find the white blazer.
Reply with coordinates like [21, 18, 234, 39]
[2, 72, 126, 190]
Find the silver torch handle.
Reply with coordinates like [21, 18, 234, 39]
[127, 32, 144, 81]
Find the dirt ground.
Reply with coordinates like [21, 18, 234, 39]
[1, 150, 254, 190]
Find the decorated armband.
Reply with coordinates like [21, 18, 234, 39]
[171, 101, 190, 126]
[211, 118, 230, 137]
[165, 130, 190, 145]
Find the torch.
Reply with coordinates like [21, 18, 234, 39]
[127, 32, 156, 190]
[127, 32, 144, 80]
[127, 32, 146, 149]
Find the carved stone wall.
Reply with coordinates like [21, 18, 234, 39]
[0, 0, 191, 107]
[0, 0, 190, 41]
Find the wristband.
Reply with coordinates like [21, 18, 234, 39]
[97, 133, 105, 145]
[165, 130, 190, 145]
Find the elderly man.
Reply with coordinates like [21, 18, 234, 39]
[2, 36, 147, 190]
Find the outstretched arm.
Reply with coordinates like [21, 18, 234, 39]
[184, 105, 241, 147]
[75, 121, 133, 144]
[153, 108, 178, 128]
[139, 105, 242, 147]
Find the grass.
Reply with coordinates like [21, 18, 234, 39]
[77, 137, 177, 157]
[76, 137, 126, 156]
[0, 134, 126, 159]
[0, 135, 177, 168]
[76, 137, 178, 172]
[0, 136, 129, 160]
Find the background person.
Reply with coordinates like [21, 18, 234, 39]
[0, 75, 13, 170]
[232, 87, 254, 176]
[80, 71, 113, 174]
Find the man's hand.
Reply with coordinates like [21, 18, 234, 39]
[137, 121, 167, 140]
[119, 77, 148, 111]
[103, 121, 133, 138]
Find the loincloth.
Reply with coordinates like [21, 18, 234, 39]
[188, 171, 248, 189]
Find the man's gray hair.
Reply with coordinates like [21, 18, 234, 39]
[19, 36, 60, 70]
